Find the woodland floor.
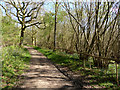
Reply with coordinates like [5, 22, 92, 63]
[16, 46, 105, 89]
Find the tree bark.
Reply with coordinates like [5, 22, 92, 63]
[118, 4, 120, 60]
[19, 28, 25, 46]
[32, 35, 34, 46]
[35, 37, 36, 46]
[53, 0, 58, 51]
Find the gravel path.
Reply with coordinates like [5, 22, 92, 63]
[18, 46, 74, 89]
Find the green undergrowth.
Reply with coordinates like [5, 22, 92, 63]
[34, 46, 119, 89]
[34, 47, 81, 70]
[2, 46, 31, 89]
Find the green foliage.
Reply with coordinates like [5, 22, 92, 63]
[34, 46, 119, 89]
[34, 46, 79, 67]
[2, 16, 19, 46]
[107, 63, 116, 74]
[99, 82, 114, 88]
[57, 10, 68, 23]
[2, 46, 31, 89]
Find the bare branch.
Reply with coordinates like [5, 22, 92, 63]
[25, 22, 42, 28]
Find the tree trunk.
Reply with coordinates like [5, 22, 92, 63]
[83, 59, 86, 68]
[19, 28, 25, 46]
[116, 63, 119, 85]
[32, 36, 34, 46]
[93, 57, 99, 68]
[53, 0, 58, 51]
[118, 4, 120, 60]
[35, 37, 36, 46]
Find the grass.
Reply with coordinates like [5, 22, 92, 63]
[33, 47, 81, 69]
[34, 46, 120, 89]
[1, 46, 31, 89]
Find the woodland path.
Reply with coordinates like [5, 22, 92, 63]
[18, 46, 75, 89]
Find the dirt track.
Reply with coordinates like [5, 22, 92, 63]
[18, 46, 75, 89]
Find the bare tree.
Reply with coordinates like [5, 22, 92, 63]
[0, 0, 44, 46]
[53, 0, 58, 51]
[62, 1, 119, 68]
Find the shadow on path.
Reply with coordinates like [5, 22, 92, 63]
[16, 46, 78, 89]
